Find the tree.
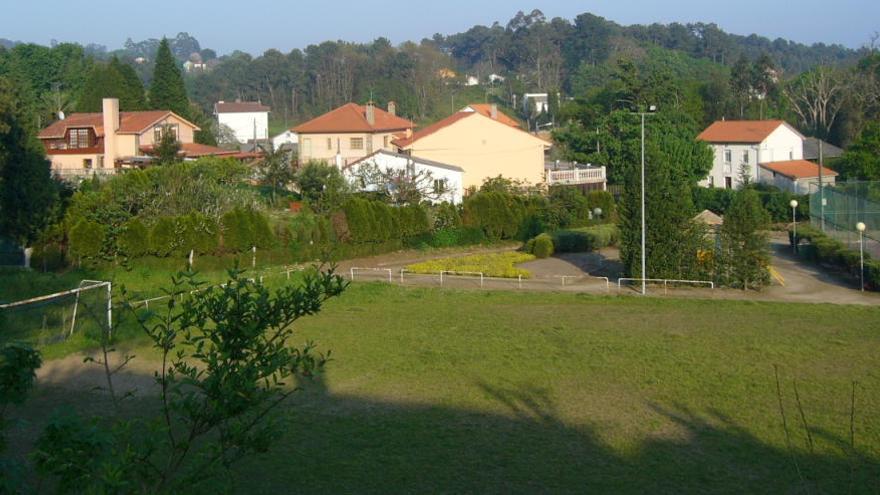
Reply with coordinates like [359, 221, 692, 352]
[32, 268, 346, 493]
[149, 38, 190, 117]
[784, 66, 850, 140]
[719, 189, 771, 289]
[295, 161, 351, 214]
[0, 343, 42, 493]
[257, 147, 295, 204]
[0, 77, 58, 246]
[77, 57, 146, 112]
[352, 160, 443, 205]
[153, 124, 182, 165]
[833, 122, 880, 180]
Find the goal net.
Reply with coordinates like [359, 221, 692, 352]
[0, 280, 111, 346]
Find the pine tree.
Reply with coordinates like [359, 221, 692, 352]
[154, 125, 181, 165]
[149, 38, 190, 118]
[0, 77, 58, 246]
[77, 57, 146, 112]
[719, 189, 771, 289]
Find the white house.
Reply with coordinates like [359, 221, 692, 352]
[697, 120, 807, 189]
[488, 73, 506, 84]
[758, 160, 838, 194]
[343, 150, 464, 204]
[214, 101, 270, 143]
[523, 93, 549, 114]
[465, 75, 480, 87]
[271, 130, 298, 151]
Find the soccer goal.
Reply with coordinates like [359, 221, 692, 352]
[0, 280, 112, 345]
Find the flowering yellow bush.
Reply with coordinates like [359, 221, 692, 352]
[406, 252, 535, 279]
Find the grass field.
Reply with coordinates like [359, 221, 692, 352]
[10, 281, 879, 493]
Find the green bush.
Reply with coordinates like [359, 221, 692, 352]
[118, 219, 150, 258]
[342, 198, 429, 244]
[693, 186, 808, 223]
[433, 202, 462, 230]
[793, 224, 877, 290]
[221, 208, 274, 252]
[31, 243, 65, 271]
[585, 190, 616, 220]
[531, 234, 554, 258]
[551, 224, 619, 253]
[150, 217, 179, 257]
[68, 220, 105, 261]
[178, 213, 220, 255]
[462, 192, 526, 240]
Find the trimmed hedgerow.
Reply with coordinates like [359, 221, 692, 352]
[550, 224, 619, 253]
[793, 224, 879, 290]
[462, 191, 527, 241]
[68, 220, 106, 261]
[341, 198, 430, 244]
[118, 219, 150, 258]
[221, 208, 274, 253]
[150, 217, 179, 257]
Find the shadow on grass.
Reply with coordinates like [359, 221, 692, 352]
[8, 368, 879, 494]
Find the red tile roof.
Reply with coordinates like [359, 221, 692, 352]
[760, 160, 838, 179]
[392, 112, 473, 148]
[215, 101, 271, 113]
[463, 104, 520, 128]
[292, 103, 414, 134]
[697, 120, 792, 143]
[38, 111, 198, 139]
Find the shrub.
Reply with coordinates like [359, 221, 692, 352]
[462, 192, 526, 240]
[150, 217, 179, 257]
[433, 202, 462, 230]
[118, 219, 150, 258]
[585, 190, 616, 220]
[178, 213, 221, 255]
[531, 234, 554, 258]
[551, 224, 619, 253]
[68, 220, 105, 261]
[793, 224, 877, 290]
[31, 243, 65, 271]
[406, 252, 536, 278]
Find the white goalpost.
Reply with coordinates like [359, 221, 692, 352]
[0, 279, 112, 337]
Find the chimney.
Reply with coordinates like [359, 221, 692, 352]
[387, 101, 396, 116]
[365, 102, 375, 126]
[490, 104, 498, 120]
[102, 98, 120, 164]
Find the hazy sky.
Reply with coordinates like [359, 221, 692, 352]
[5, 0, 878, 54]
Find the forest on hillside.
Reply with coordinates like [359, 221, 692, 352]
[2, 9, 879, 147]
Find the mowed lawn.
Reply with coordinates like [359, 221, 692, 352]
[225, 283, 880, 494]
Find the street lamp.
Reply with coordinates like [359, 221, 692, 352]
[790, 199, 799, 254]
[857, 222, 866, 292]
[636, 105, 657, 295]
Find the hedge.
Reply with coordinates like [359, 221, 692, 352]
[68, 220, 106, 261]
[693, 186, 808, 223]
[118, 219, 150, 258]
[462, 192, 526, 241]
[550, 224, 619, 253]
[221, 208, 274, 252]
[531, 233, 554, 258]
[340, 198, 430, 244]
[793, 224, 879, 290]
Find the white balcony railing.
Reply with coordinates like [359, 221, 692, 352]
[547, 166, 606, 186]
[53, 168, 121, 180]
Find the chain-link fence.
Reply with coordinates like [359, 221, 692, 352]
[809, 181, 880, 258]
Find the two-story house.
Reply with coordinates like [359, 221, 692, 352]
[292, 102, 414, 167]
[38, 98, 242, 178]
[214, 100, 270, 143]
[697, 120, 806, 189]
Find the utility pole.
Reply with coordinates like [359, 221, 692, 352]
[819, 139, 825, 231]
[640, 112, 647, 295]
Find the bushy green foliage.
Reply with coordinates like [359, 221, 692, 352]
[68, 219, 105, 261]
[406, 252, 536, 278]
[433, 202, 462, 230]
[693, 186, 808, 223]
[551, 224, 619, 253]
[718, 189, 771, 289]
[148, 38, 190, 117]
[221, 208, 274, 252]
[1, 343, 42, 491]
[341, 198, 429, 244]
[149, 217, 178, 257]
[118, 218, 150, 258]
[429, 227, 486, 248]
[794, 225, 878, 290]
[178, 213, 220, 255]
[462, 192, 526, 240]
[531, 234, 555, 259]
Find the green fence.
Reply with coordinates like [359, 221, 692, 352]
[809, 181, 880, 258]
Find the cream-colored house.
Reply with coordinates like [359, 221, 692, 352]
[393, 107, 551, 190]
[38, 98, 228, 178]
[292, 102, 414, 167]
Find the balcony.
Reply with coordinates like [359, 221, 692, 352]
[546, 166, 606, 188]
[53, 168, 120, 180]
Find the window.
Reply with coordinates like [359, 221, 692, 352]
[742, 150, 749, 164]
[327, 138, 333, 150]
[350, 137, 364, 150]
[433, 178, 447, 194]
[383, 135, 389, 148]
[789, 151, 793, 160]
[153, 124, 179, 142]
[724, 149, 732, 163]
[83, 158, 93, 169]
[69, 128, 89, 149]
[724, 177, 732, 189]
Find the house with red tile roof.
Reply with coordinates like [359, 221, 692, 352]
[292, 102, 414, 167]
[393, 106, 551, 190]
[697, 120, 812, 189]
[38, 98, 240, 179]
[214, 100, 270, 143]
[758, 160, 838, 194]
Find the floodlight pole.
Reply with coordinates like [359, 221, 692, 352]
[790, 200, 799, 254]
[857, 222, 866, 292]
[640, 112, 646, 296]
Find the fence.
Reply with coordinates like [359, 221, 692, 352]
[809, 180, 880, 258]
[0, 280, 111, 344]
[617, 278, 714, 294]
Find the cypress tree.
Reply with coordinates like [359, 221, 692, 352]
[77, 57, 146, 112]
[149, 38, 190, 117]
[719, 189, 771, 289]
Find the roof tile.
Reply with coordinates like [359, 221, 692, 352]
[292, 103, 413, 134]
[760, 160, 838, 179]
[697, 120, 788, 143]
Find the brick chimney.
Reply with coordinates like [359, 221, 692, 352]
[102, 98, 120, 164]
[490, 104, 498, 120]
[387, 101, 397, 116]
[365, 102, 375, 126]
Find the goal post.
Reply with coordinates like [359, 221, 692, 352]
[0, 280, 112, 343]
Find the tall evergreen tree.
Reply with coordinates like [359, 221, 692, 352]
[77, 56, 146, 112]
[0, 77, 58, 246]
[719, 189, 771, 289]
[149, 38, 190, 118]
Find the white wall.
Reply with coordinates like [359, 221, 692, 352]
[344, 152, 464, 204]
[757, 166, 836, 194]
[217, 111, 269, 143]
[701, 124, 804, 190]
[760, 125, 803, 164]
[272, 130, 298, 150]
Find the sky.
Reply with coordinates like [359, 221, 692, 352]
[4, 0, 879, 54]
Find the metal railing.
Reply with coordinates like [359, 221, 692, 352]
[350, 267, 393, 283]
[440, 271, 484, 287]
[617, 278, 715, 294]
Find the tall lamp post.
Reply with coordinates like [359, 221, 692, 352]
[637, 105, 657, 295]
[857, 222, 866, 292]
[790, 199, 799, 254]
